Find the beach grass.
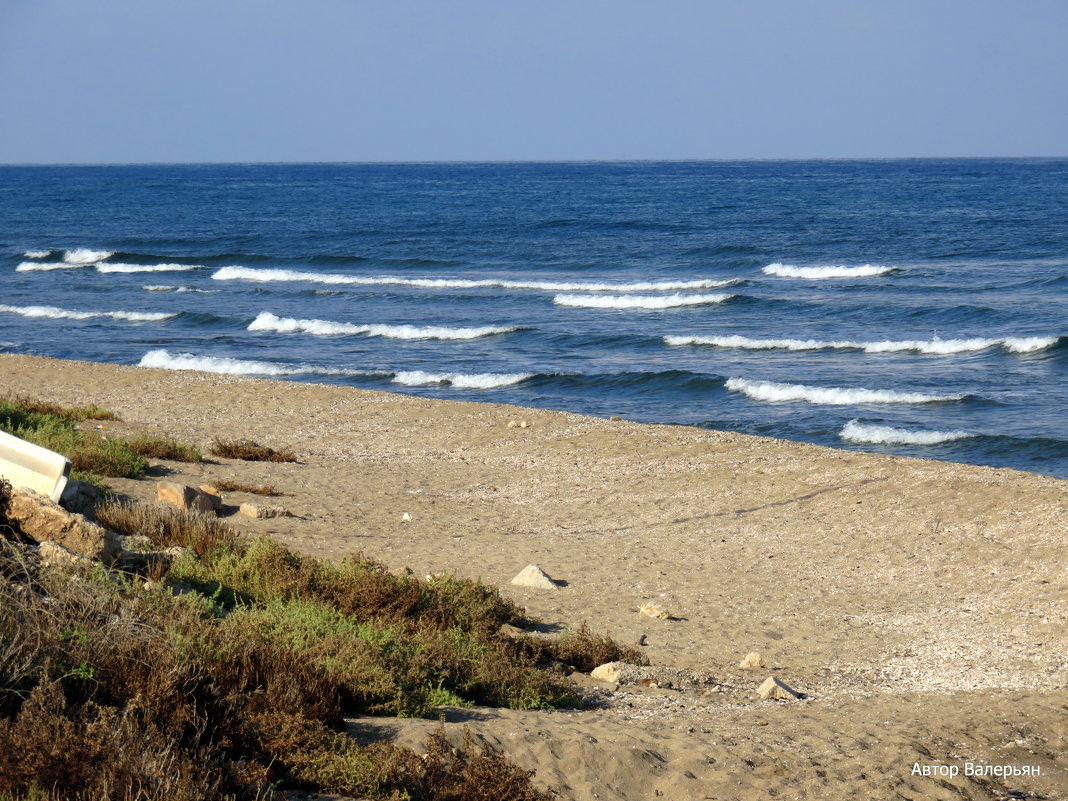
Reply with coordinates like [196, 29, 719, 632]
[210, 478, 288, 496]
[124, 435, 203, 463]
[210, 438, 297, 463]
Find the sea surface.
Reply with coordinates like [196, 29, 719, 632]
[1, 160, 1066, 478]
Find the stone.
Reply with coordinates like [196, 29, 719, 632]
[591, 662, 652, 685]
[510, 564, 558, 590]
[739, 651, 765, 669]
[238, 502, 290, 519]
[58, 479, 103, 518]
[506, 420, 530, 429]
[37, 540, 91, 569]
[498, 623, 526, 637]
[757, 676, 804, 700]
[639, 603, 672, 620]
[390, 566, 414, 577]
[8, 488, 121, 565]
[401, 512, 412, 521]
[198, 485, 223, 511]
[157, 481, 215, 515]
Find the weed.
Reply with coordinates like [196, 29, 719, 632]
[210, 438, 297, 463]
[125, 436, 203, 463]
[210, 479, 287, 496]
[95, 500, 240, 559]
[1, 395, 119, 422]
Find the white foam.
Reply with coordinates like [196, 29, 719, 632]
[392, 370, 533, 389]
[839, 420, 976, 445]
[762, 263, 895, 279]
[23, 250, 50, 259]
[666, 334, 1059, 355]
[95, 262, 203, 273]
[16, 261, 86, 272]
[137, 349, 373, 377]
[247, 311, 517, 340]
[0, 304, 175, 322]
[143, 285, 217, 294]
[725, 377, 965, 405]
[211, 266, 731, 292]
[63, 248, 114, 264]
[553, 293, 733, 309]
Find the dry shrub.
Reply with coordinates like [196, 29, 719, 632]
[2, 395, 119, 422]
[524, 622, 648, 672]
[210, 439, 296, 463]
[211, 479, 287, 496]
[95, 500, 239, 559]
[125, 436, 202, 463]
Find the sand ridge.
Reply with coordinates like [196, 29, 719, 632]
[2, 353, 1065, 799]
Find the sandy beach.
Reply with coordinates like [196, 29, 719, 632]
[2, 352, 1065, 800]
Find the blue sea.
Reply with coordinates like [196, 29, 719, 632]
[1, 160, 1066, 478]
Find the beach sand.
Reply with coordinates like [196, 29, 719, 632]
[2, 352, 1065, 799]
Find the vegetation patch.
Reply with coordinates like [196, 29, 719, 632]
[211, 479, 287, 496]
[0, 395, 119, 422]
[210, 438, 297, 463]
[125, 435, 203, 463]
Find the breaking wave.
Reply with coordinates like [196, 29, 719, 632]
[23, 250, 50, 259]
[392, 370, 533, 389]
[553, 293, 733, 309]
[839, 420, 976, 445]
[762, 263, 895, 279]
[725, 377, 966, 405]
[211, 266, 731, 292]
[16, 262, 85, 272]
[142, 285, 218, 293]
[95, 262, 205, 274]
[63, 248, 114, 264]
[665, 334, 1060, 354]
[247, 311, 518, 340]
[137, 349, 376, 377]
[0, 304, 175, 322]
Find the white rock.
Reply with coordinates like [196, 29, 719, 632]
[757, 676, 803, 700]
[639, 602, 672, 620]
[510, 564, 558, 590]
[401, 512, 412, 521]
[739, 651, 765, 669]
[238, 502, 290, 519]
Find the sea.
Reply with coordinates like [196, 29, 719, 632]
[1, 160, 1066, 478]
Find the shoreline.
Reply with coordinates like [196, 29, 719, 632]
[3, 352, 1066, 799]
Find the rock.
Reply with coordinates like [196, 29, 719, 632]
[390, 566, 414, 577]
[37, 540, 91, 569]
[757, 676, 804, 700]
[739, 651, 765, 669]
[637, 633, 648, 647]
[238, 502, 290, 519]
[591, 662, 654, 685]
[198, 485, 223, 511]
[506, 420, 530, 429]
[401, 512, 412, 521]
[609, 416, 622, 422]
[58, 479, 103, 518]
[498, 623, 526, 637]
[639, 603, 672, 620]
[510, 564, 558, 590]
[157, 482, 215, 515]
[8, 488, 121, 565]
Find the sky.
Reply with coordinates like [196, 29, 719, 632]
[1, 0, 1067, 163]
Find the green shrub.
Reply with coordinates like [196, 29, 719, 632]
[125, 436, 202, 463]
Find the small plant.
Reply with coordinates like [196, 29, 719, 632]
[1, 395, 119, 422]
[95, 499, 240, 559]
[210, 438, 297, 463]
[125, 435, 203, 463]
[210, 479, 288, 496]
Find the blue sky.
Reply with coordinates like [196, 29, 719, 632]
[2, 0, 1066, 163]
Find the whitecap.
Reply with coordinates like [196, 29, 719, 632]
[248, 311, 517, 340]
[665, 334, 1059, 355]
[23, 250, 50, 259]
[553, 293, 733, 309]
[839, 420, 976, 445]
[137, 349, 375, 377]
[211, 266, 731, 292]
[95, 262, 204, 273]
[63, 248, 114, 264]
[392, 370, 533, 389]
[0, 304, 175, 322]
[725, 377, 965, 405]
[143, 285, 217, 294]
[16, 261, 86, 272]
[762, 263, 895, 279]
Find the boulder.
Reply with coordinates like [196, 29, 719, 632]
[38, 540, 91, 569]
[157, 482, 215, 515]
[510, 564, 558, 590]
[238, 502, 290, 519]
[757, 676, 804, 700]
[591, 662, 649, 684]
[58, 479, 104, 519]
[739, 651, 765, 669]
[8, 488, 121, 565]
[197, 485, 223, 512]
[639, 602, 672, 620]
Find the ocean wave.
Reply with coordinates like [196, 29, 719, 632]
[838, 420, 976, 445]
[63, 248, 114, 264]
[392, 370, 533, 389]
[725, 377, 966, 405]
[143, 285, 218, 294]
[762, 263, 895, 279]
[95, 262, 204, 273]
[665, 334, 1060, 354]
[0, 304, 175, 322]
[137, 349, 374, 377]
[248, 311, 518, 340]
[553, 293, 733, 309]
[211, 266, 731, 292]
[15, 261, 86, 272]
[22, 250, 50, 259]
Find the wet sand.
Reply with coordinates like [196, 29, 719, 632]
[3, 352, 1066, 800]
